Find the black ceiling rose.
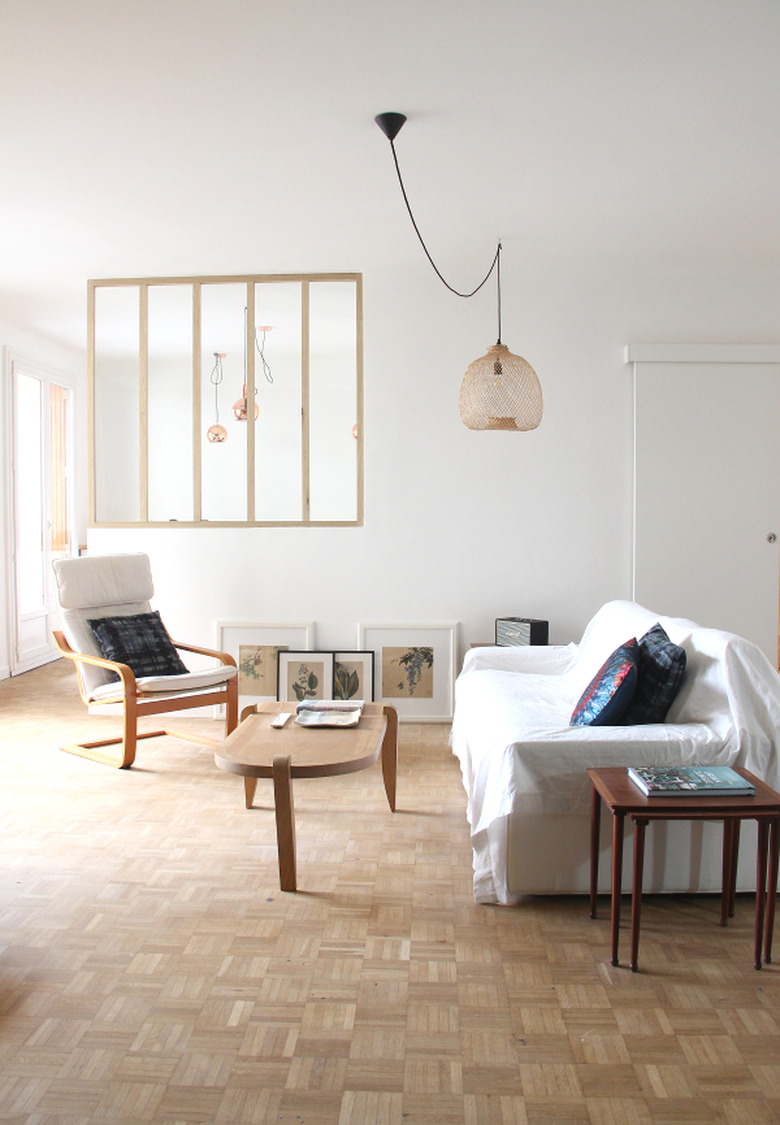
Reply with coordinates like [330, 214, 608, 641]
[374, 112, 407, 142]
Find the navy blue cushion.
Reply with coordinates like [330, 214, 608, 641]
[570, 639, 639, 726]
[622, 623, 687, 724]
[88, 611, 188, 680]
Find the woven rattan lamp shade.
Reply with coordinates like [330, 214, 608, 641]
[459, 343, 543, 431]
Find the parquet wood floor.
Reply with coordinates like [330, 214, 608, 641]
[1, 660, 779, 1124]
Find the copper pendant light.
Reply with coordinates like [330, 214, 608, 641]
[206, 352, 228, 442]
[233, 315, 273, 423]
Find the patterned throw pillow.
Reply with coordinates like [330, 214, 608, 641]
[570, 639, 639, 726]
[88, 611, 188, 679]
[622, 623, 686, 724]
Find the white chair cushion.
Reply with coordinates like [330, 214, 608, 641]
[88, 664, 237, 702]
[53, 554, 160, 697]
[52, 553, 236, 702]
[53, 553, 154, 609]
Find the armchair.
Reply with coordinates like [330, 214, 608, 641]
[52, 552, 238, 768]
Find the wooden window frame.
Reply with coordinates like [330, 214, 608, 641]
[88, 273, 364, 528]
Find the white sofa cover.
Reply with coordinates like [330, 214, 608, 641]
[451, 600, 780, 904]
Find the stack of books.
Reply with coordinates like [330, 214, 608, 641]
[627, 765, 755, 796]
[294, 700, 365, 727]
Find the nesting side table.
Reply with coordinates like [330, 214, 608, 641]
[587, 766, 780, 971]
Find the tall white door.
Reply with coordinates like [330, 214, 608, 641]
[630, 346, 780, 665]
[9, 356, 75, 673]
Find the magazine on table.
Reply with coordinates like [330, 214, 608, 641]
[294, 708, 362, 727]
[294, 699, 364, 727]
[627, 765, 755, 797]
[295, 700, 364, 713]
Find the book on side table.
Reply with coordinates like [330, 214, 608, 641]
[627, 765, 755, 797]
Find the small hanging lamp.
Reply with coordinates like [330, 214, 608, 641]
[458, 245, 542, 431]
[206, 352, 228, 443]
[233, 312, 273, 422]
[375, 111, 542, 431]
[459, 345, 542, 430]
[231, 384, 259, 422]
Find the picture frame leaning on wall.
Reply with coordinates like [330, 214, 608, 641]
[333, 651, 374, 702]
[356, 623, 458, 721]
[277, 651, 335, 704]
[216, 622, 315, 717]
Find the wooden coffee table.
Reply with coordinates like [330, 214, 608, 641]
[588, 766, 780, 971]
[215, 702, 398, 891]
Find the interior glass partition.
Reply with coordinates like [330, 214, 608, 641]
[88, 273, 363, 527]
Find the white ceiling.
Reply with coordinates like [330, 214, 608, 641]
[2, 0, 779, 353]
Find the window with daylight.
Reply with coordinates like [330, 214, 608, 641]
[89, 273, 363, 527]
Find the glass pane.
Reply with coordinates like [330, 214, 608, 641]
[94, 285, 140, 521]
[49, 383, 71, 558]
[201, 283, 247, 521]
[90, 273, 362, 527]
[15, 372, 45, 614]
[148, 285, 193, 521]
[308, 280, 358, 521]
[253, 281, 303, 521]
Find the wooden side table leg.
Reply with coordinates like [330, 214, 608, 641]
[590, 784, 601, 919]
[721, 818, 735, 926]
[729, 819, 741, 919]
[754, 818, 770, 969]
[631, 817, 647, 972]
[272, 754, 297, 892]
[381, 705, 398, 812]
[611, 811, 625, 967]
[244, 777, 258, 809]
[764, 816, 779, 965]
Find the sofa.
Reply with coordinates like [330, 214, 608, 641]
[451, 600, 780, 904]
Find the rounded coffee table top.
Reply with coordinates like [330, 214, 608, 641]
[215, 701, 390, 779]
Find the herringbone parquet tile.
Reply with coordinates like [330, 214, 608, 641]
[1, 660, 779, 1124]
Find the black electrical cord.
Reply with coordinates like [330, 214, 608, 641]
[384, 132, 503, 344]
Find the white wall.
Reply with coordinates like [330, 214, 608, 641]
[82, 256, 780, 667]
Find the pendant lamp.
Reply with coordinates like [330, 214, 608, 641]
[206, 352, 228, 443]
[458, 247, 542, 431]
[233, 312, 273, 422]
[375, 111, 542, 431]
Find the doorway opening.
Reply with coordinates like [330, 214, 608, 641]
[7, 353, 75, 674]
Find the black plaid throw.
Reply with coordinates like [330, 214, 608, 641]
[88, 611, 188, 679]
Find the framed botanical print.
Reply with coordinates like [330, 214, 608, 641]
[216, 621, 315, 715]
[333, 651, 374, 702]
[277, 651, 335, 704]
[356, 623, 458, 720]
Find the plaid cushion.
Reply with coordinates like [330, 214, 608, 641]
[622, 623, 686, 724]
[88, 611, 188, 680]
[570, 639, 639, 726]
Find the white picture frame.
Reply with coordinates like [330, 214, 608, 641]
[356, 623, 459, 721]
[216, 621, 315, 717]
